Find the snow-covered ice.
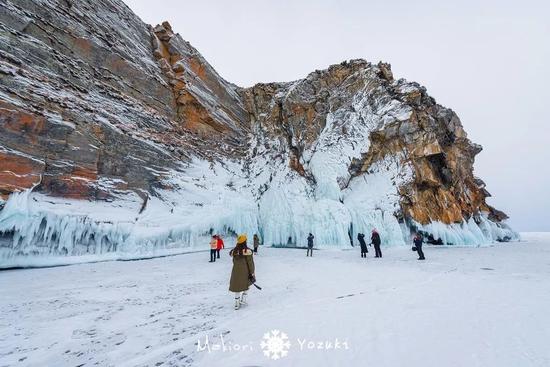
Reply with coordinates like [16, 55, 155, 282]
[1, 233, 548, 367]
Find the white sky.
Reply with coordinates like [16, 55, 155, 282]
[123, 0, 549, 231]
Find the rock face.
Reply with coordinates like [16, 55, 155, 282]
[0, 0, 517, 264]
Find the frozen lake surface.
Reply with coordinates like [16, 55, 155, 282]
[1, 233, 549, 366]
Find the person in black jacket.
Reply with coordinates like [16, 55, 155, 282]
[307, 233, 314, 257]
[371, 229, 382, 258]
[413, 233, 425, 260]
[358, 233, 368, 258]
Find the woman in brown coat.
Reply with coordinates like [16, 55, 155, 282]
[229, 234, 255, 310]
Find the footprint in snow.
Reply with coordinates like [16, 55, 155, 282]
[336, 293, 355, 299]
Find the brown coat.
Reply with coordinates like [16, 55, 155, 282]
[229, 248, 255, 292]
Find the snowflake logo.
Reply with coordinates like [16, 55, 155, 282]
[260, 329, 291, 360]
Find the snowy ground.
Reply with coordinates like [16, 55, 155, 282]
[1, 233, 549, 367]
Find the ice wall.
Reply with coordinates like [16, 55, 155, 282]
[258, 175, 353, 247]
[343, 157, 413, 246]
[410, 215, 519, 246]
[0, 159, 259, 267]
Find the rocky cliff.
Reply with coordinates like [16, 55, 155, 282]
[0, 0, 517, 265]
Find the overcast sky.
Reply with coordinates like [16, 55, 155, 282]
[123, 0, 549, 231]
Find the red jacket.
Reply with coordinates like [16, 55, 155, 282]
[216, 237, 224, 250]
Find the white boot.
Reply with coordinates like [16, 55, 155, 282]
[240, 291, 248, 306]
[234, 295, 241, 310]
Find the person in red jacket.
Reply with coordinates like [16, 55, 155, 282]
[216, 235, 224, 259]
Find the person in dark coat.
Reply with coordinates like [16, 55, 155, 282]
[307, 233, 314, 257]
[253, 234, 260, 253]
[371, 229, 382, 258]
[358, 233, 368, 258]
[229, 234, 255, 310]
[413, 233, 425, 260]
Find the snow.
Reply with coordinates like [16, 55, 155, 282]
[0, 233, 548, 367]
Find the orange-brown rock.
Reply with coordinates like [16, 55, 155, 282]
[352, 86, 499, 226]
[150, 22, 249, 140]
[0, 152, 44, 200]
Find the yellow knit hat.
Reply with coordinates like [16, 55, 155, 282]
[237, 234, 247, 244]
